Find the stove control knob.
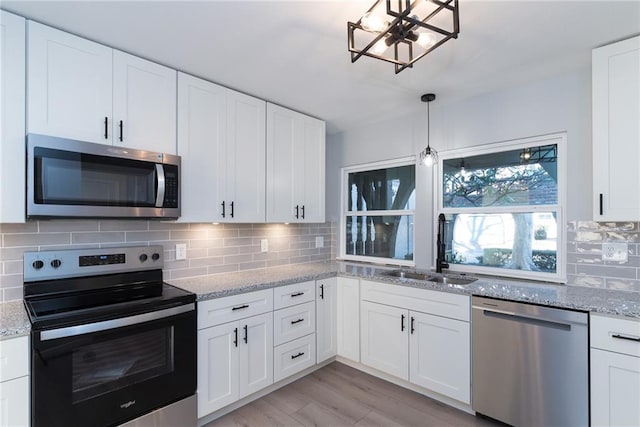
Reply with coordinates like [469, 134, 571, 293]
[51, 259, 62, 268]
[32, 260, 44, 270]
[151, 252, 160, 261]
[139, 254, 148, 262]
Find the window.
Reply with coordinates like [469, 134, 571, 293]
[438, 134, 566, 282]
[341, 158, 415, 265]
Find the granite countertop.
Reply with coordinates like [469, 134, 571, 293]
[0, 300, 30, 338]
[3, 260, 640, 337]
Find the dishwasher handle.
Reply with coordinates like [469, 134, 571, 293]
[477, 307, 573, 331]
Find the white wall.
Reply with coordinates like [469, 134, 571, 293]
[327, 68, 592, 269]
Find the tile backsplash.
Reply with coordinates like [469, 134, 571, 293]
[0, 220, 336, 302]
[567, 221, 640, 292]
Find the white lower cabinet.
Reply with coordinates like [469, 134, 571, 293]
[360, 301, 409, 380]
[316, 278, 338, 363]
[337, 277, 360, 362]
[409, 311, 470, 404]
[197, 292, 274, 418]
[359, 280, 471, 404]
[274, 333, 316, 382]
[0, 335, 29, 427]
[590, 314, 640, 427]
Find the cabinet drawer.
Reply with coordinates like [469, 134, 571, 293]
[591, 314, 640, 357]
[274, 333, 316, 383]
[360, 280, 470, 321]
[0, 336, 29, 382]
[274, 301, 316, 346]
[273, 281, 315, 309]
[198, 289, 273, 329]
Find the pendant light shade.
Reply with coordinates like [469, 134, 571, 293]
[419, 93, 438, 167]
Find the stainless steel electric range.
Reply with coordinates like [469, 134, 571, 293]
[23, 245, 197, 427]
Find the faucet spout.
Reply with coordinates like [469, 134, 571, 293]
[436, 213, 449, 273]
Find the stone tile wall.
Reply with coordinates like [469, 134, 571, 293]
[567, 221, 640, 292]
[0, 220, 337, 302]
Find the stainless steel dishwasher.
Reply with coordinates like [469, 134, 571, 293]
[472, 296, 588, 427]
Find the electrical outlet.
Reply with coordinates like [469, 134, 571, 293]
[175, 243, 187, 260]
[261, 239, 268, 253]
[602, 242, 628, 262]
[315, 236, 324, 248]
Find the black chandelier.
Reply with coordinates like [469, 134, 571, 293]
[348, 0, 460, 74]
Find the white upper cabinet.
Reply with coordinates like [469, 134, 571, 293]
[592, 35, 640, 220]
[266, 103, 325, 223]
[0, 11, 26, 223]
[27, 21, 112, 144]
[224, 90, 266, 222]
[177, 72, 265, 223]
[112, 50, 177, 153]
[27, 21, 177, 153]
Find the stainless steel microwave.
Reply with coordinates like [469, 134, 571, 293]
[27, 134, 180, 219]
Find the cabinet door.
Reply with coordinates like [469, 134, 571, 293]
[27, 21, 112, 144]
[409, 311, 470, 404]
[0, 376, 29, 427]
[177, 72, 227, 222]
[591, 348, 640, 427]
[316, 278, 338, 363]
[113, 50, 177, 153]
[266, 103, 297, 222]
[226, 91, 266, 222]
[238, 312, 273, 398]
[197, 322, 239, 417]
[592, 36, 640, 220]
[360, 301, 409, 380]
[337, 277, 360, 362]
[299, 116, 325, 223]
[0, 11, 26, 223]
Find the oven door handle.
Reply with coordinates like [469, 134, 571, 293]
[155, 164, 166, 208]
[40, 303, 195, 341]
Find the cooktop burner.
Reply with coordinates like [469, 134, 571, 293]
[23, 245, 195, 330]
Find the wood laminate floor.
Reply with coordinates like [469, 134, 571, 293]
[204, 362, 501, 427]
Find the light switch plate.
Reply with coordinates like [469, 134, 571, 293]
[261, 239, 268, 253]
[175, 243, 187, 260]
[315, 236, 324, 248]
[602, 242, 628, 262]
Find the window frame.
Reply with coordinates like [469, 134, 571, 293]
[340, 156, 416, 266]
[435, 133, 567, 282]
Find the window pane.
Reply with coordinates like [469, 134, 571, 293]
[443, 212, 557, 273]
[345, 215, 414, 261]
[348, 165, 415, 211]
[443, 144, 557, 208]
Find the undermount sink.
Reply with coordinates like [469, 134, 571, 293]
[382, 270, 433, 281]
[382, 270, 478, 285]
[427, 276, 478, 285]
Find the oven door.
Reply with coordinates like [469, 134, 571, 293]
[31, 304, 196, 427]
[27, 134, 180, 218]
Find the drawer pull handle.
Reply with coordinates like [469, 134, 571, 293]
[243, 324, 248, 344]
[320, 284, 324, 299]
[291, 318, 304, 325]
[612, 333, 640, 342]
[401, 314, 405, 332]
[291, 352, 305, 359]
[232, 304, 249, 311]
[234, 327, 238, 347]
[291, 292, 304, 297]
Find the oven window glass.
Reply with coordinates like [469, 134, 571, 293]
[35, 147, 157, 207]
[71, 327, 174, 403]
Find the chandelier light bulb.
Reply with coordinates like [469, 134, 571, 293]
[361, 11, 388, 32]
[416, 32, 436, 49]
[372, 38, 389, 55]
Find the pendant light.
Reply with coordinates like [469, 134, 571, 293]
[419, 93, 438, 167]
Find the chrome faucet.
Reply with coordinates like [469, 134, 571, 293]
[436, 213, 449, 273]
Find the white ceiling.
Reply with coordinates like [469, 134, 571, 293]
[4, 0, 640, 135]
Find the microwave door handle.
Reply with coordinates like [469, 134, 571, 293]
[155, 164, 165, 208]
